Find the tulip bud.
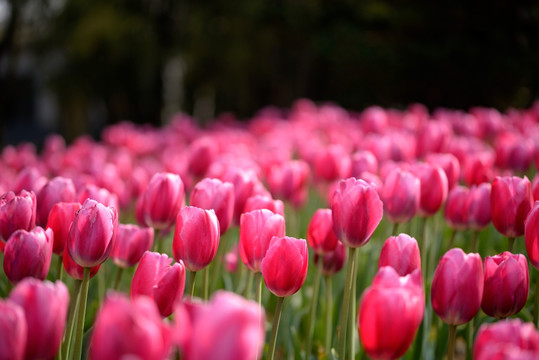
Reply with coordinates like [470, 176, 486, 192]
[13, 166, 47, 194]
[0, 299, 27, 360]
[173, 206, 220, 272]
[243, 194, 284, 216]
[110, 224, 154, 268]
[142, 172, 184, 230]
[9, 278, 69, 360]
[307, 208, 339, 255]
[0, 190, 36, 243]
[90, 292, 172, 360]
[425, 153, 460, 191]
[350, 150, 378, 178]
[239, 209, 285, 272]
[77, 183, 119, 210]
[46, 201, 81, 255]
[378, 233, 421, 277]
[222, 168, 259, 225]
[526, 201, 539, 270]
[62, 247, 101, 280]
[313, 144, 351, 183]
[190, 178, 234, 234]
[187, 137, 218, 177]
[358, 267, 424, 360]
[491, 176, 533, 238]
[481, 252, 529, 319]
[381, 169, 421, 224]
[331, 177, 383, 248]
[467, 183, 491, 230]
[267, 160, 310, 208]
[261, 236, 308, 297]
[4, 227, 53, 283]
[474, 319, 539, 360]
[36, 176, 76, 226]
[444, 186, 469, 231]
[67, 198, 117, 268]
[314, 241, 346, 276]
[431, 248, 483, 325]
[412, 163, 448, 217]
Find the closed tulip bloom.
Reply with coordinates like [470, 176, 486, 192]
[243, 194, 285, 216]
[110, 224, 154, 268]
[467, 183, 491, 230]
[307, 208, 339, 254]
[0, 190, 36, 243]
[13, 166, 47, 194]
[315, 241, 346, 276]
[381, 169, 421, 224]
[4, 227, 53, 283]
[224, 244, 239, 273]
[190, 178, 234, 234]
[36, 176, 76, 226]
[358, 267, 424, 360]
[462, 152, 495, 186]
[173, 206, 220, 272]
[431, 248, 483, 325]
[46, 201, 81, 255]
[412, 163, 448, 217]
[481, 252, 529, 319]
[67, 198, 117, 268]
[525, 201, 539, 269]
[131, 251, 186, 317]
[261, 236, 308, 297]
[313, 144, 351, 183]
[350, 150, 378, 178]
[142, 172, 185, 230]
[183, 291, 266, 360]
[62, 247, 101, 280]
[9, 278, 69, 360]
[425, 153, 460, 191]
[90, 292, 172, 360]
[77, 183, 119, 210]
[491, 176, 533, 238]
[267, 160, 310, 208]
[222, 168, 259, 225]
[474, 319, 539, 360]
[0, 300, 27, 360]
[378, 234, 421, 277]
[331, 177, 383, 248]
[444, 186, 470, 230]
[187, 137, 218, 177]
[239, 209, 285, 272]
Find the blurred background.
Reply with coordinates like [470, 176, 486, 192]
[1, 0, 539, 147]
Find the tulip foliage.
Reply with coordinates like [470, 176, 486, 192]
[1, 100, 539, 359]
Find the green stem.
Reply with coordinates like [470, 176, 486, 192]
[306, 259, 323, 359]
[448, 324, 457, 360]
[348, 265, 357, 360]
[391, 222, 399, 235]
[254, 271, 263, 306]
[202, 266, 209, 300]
[235, 260, 246, 294]
[62, 279, 82, 359]
[535, 269, 539, 328]
[337, 246, 357, 359]
[508, 237, 515, 253]
[471, 230, 479, 254]
[56, 255, 64, 281]
[188, 271, 197, 297]
[244, 270, 255, 299]
[467, 316, 475, 360]
[448, 228, 457, 249]
[420, 217, 428, 282]
[325, 276, 333, 353]
[72, 268, 90, 360]
[113, 267, 124, 291]
[267, 296, 285, 360]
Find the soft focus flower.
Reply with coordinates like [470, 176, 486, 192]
[77, 183, 119, 210]
[36, 176, 76, 226]
[224, 244, 239, 273]
[425, 153, 460, 191]
[46, 201, 81, 255]
[307, 208, 339, 254]
[0, 299, 27, 360]
[190, 178, 234, 234]
[142, 172, 185, 230]
[110, 224, 154, 268]
[412, 162, 448, 217]
[313, 144, 351, 183]
[526, 201, 539, 270]
[314, 241, 346, 276]
[491, 176, 533, 238]
[243, 194, 285, 216]
[187, 137, 218, 177]
[381, 169, 420, 224]
[0, 190, 36, 245]
[350, 150, 378, 178]
[467, 183, 491, 230]
[267, 160, 310, 208]
[444, 186, 469, 231]
[474, 319, 539, 360]
[378, 233, 421, 277]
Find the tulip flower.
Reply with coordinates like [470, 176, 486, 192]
[3, 227, 53, 283]
[0, 190, 36, 243]
[473, 319, 539, 360]
[221, 167, 259, 225]
[381, 169, 420, 228]
[378, 234, 421, 277]
[224, 244, 239, 273]
[90, 292, 172, 360]
[467, 183, 491, 230]
[46, 201, 81, 255]
[36, 176, 76, 226]
[77, 183, 119, 210]
[0, 299, 27, 360]
[190, 177, 234, 234]
[444, 186, 469, 231]
[411, 162, 448, 217]
[187, 137, 218, 177]
[141, 172, 185, 230]
[110, 224, 154, 268]
[358, 267, 424, 360]
[315, 241, 346, 276]
[350, 150, 378, 178]
[425, 153, 460, 191]
[307, 208, 339, 255]
[462, 151, 495, 186]
[267, 160, 310, 208]
[9, 278, 69, 360]
[62, 247, 101, 280]
[13, 166, 47, 194]
[243, 194, 285, 216]
[481, 252, 529, 319]
[313, 144, 351, 183]
[131, 251, 186, 317]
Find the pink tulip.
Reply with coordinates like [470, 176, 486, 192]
[0, 190, 36, 242]
[77, 183, 119, 210]
[46, 201, 81, 255]
[313, 144, 351, 183]
[381, 169, 421, 224]
[190, 178, 234, 234]
[412, 162, 448, 216]
[187, 137, 218, 177]
[173, 206, 220, 272]
[267, 160, 310, 208]
[90, 292, 172, 360]
[431, 248, 483, 325]
[110, 224, 154, 268]
[261, 236, 308, 297]
[491, 176, 533, 238]
[350, 150, 378, 178]
[36, 176, 76, 226]
[13, 166, 47, 194]
[425, 153, 460, 191]
[239, 209, 285, 272]
[358, 267, 424, 360]
[142, 172, 185, 230]
[224, 244, 239, 273]
[243, 193, 285, 217]
[463, 152, 495, 186]
[444, 186, 469, 231]
[474, 319, 539, 360]
[0, 299, 27, 360]
[331, 177, 383, 248]
[467, 183, 491, 230]
[67, 198, 117, 268]
[62, 247, 101, 280]
[526, 201, 539, 270]
[481, 252, 529, 319]
[3, 227, 53, 283]
[307, 208, 339, 255]
[378, 234, 421, 277]
[9, 278, 69, 360]
[131, 251, 186, 317]
[314, 241, 346, 276]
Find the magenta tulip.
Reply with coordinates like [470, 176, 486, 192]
[46, 201, 81, 255]
[77, 183, 119, 210]
[9, 278, 69, 360]
[13, 166, 47, 194]
[350, 150, 378, 178]
[187, 137, 218, 177]
[331, 177, 383, 248]
[444, 186, 470, 231]
[425, 153, 460, 191]
[3, 227, 53, 283]
[315, 241, 347, 276]
[467, 183, 491, 230]
[239, 209, 285, 272]
[110, 224, 154, 268]
[67, 198, 117, 268]
[0, 299, 27, 360]
[313, 144, 351, 183]
[190, 178, 234, 234]
[474, 319, 539, 360]
[36, 176, 76, 226]
[173, 206, 220, 272]
[243, 194, 285, 216]
[431, 248, 483, 325]
[261, 236, 308, 297]
[0, 190, 36, 243]
[378, 233, 421, 277]
[412, 162, 448, 217]
[491, 176, 533, 238]
[525, 201, 539, 269]
[142, 172, 184, 230]
[267, 160, 310, 208]
[62, 247, 101, 280]
[381, 169, 421, 224]
[307, 208, 339, 254]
